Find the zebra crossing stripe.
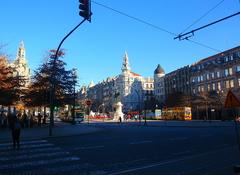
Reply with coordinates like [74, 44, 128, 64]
[0, 140, 47, 147]
[13, 163, 106, 175]
[0, 139, 82, 173]
[0, 157, 80, 170]
[0, 143, 54, 151]
[0, 151, 70, 161]
[0, 147, 61, 156]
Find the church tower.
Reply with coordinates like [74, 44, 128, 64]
[121, 51, 131, 74]
[13, 41, 31, 87]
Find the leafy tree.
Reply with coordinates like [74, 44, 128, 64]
[0, 54, 24, 106]
[24, 50, 76, 109]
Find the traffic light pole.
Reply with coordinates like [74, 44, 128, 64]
[49, 19, 87, 136]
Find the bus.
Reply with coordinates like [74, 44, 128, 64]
[162, 107, 192, 120]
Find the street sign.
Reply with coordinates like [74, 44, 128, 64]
[224, 90, 240, 108]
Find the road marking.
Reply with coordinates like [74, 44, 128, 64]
[0, 157, 80, 170]
[0, 143, 54, 151]
[169, 137, 188, 141]
[0, 140, 48, 147]
[0, 147, 61, 156]
[0, 151, 70, 161]
[15, 163, 105, 175]
[129, 140, 152, 145]
[107, 146, 236, 175]
[74, 145, 105, 150]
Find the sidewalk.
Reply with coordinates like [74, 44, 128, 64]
[125, 120, 236, 127]
[86, 119, 236, 128]
[0, 122, 102, 142]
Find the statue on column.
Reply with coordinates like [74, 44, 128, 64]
[113, 92, 124, 122]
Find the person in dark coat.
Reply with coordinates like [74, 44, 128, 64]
[10, 113, 21, 149]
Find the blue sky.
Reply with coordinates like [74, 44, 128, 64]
[1, 0, 240, 86]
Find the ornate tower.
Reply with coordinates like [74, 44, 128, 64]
[13, 41, 31, 87]
[154, 64, 165, 105]
[121, 51, 131, 74]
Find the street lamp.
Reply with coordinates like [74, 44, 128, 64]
[134, 89, 141, 124]
[49, 19, 90, 136]
[102, 103, 105, 122]
[72, 68, 77, 125]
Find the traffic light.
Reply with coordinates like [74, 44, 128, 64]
[79, 0, 91, 21]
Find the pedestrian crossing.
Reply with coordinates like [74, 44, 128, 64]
[0, 139, 106, 175]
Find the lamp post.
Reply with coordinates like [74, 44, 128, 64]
[102, 103, 105, 122]
[72, 68, 77, 125]
[134, 89, 141, 124]
[49, 18, 88, 136]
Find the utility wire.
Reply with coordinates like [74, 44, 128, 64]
[180, 0, 225, 34]
[187, 39, 222, 52]
[92, 0, 221, 53]
[92, 0, 176, 36]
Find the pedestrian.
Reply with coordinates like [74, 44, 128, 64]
[37, 113, 42, 126]
[11, 113, 21, 149]
[119, 116, 122, 124]
[22, 112, 28, 128]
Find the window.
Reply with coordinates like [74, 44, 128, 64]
[225, 69, 229, 76]
[207, 84, 211, 91]
[212, 83, 216, 91]
[225, 80, 230, 89]
[230, 80, 234, 88]
[237, 65, 240, 72]
[200, 75, 204, 82]
[201, 86, 204, 92]
[211, 72, 215, 78]
[206, 74, 209, 80]
[198, 86, 201, 92]
[217, 71, 220, 78]
[224, 68, 233, 76]
[198, 76, 200, 82]
[217, 82, 221, 90]
[237, 51, 240, 58]
[225, 56, 229, 62]
[230, 55, 233, 60]
[229, 68, 233, 75]
[238, 78, 240, 87]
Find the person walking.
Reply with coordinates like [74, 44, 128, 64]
[119, 116, 122, 124]
[10, 113, 21, 149]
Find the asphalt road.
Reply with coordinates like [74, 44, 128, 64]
[1, 123, 240, 175]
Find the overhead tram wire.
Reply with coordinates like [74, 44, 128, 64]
[92, 0, 176, 36]
[92, 1, 221, 53]
[180, 0, 225, 34]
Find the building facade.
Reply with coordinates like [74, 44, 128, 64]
[80, 52, 154, 113]
[190, 46, 240, 96]
[190, 46, 240, 120]
[164, 65, 191, 98]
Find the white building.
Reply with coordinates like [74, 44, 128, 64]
[82, 52, 154, 112]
